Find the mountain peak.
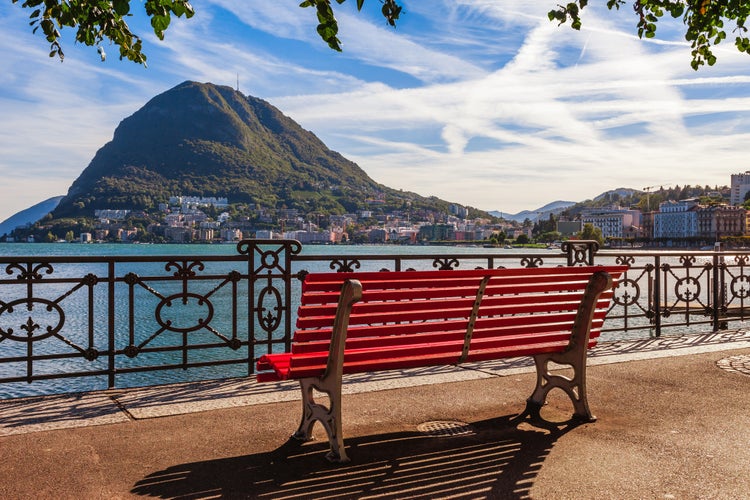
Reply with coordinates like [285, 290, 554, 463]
[53, 81, 384, 218]
[50, 81, 470, 222]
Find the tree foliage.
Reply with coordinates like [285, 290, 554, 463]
[12, 1, 750, 68]
[579, 223, 604, 245]
[550, 1, 750, 70]
[312, 1, 750, 68]
[12, 0, 194, 64]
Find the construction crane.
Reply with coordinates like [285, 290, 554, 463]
[642, 184, 667, 212]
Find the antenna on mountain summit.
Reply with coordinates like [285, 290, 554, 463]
[236, 74, 240, 92]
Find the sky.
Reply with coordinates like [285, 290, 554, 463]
[2, 1, 750, 223]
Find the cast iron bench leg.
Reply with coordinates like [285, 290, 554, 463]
[293, 375, 348, 463]
[292, 279, 362, 463]
[518, 271, 612, 424]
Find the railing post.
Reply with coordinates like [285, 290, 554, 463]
[713, 242, 722, 332]
[653, 255, 661, 337]
[237, 239, 302, 369]
[562, 240, 600, 266]
[108, 260, 116, 389]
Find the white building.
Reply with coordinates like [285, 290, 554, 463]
[581, 207, 641, 239]
[653, 200, 699, 239]
[730, 171, 750, 205]
[284, 230, 335, 244]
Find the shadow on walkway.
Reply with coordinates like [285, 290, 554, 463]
[131, 415, 578, 499]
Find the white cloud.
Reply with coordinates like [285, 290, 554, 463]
[2, 0, 750, 222]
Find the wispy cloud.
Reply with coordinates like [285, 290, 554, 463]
[1, 1, 750, 222]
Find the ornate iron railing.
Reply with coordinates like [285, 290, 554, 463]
[1, 239, 748, 397]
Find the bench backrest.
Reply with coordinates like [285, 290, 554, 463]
[288, 266, 627, 377]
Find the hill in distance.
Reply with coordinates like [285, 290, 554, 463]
[490, 200, 576, 223]
[52, 81, 476, 220]
[0, 196, 64, 236]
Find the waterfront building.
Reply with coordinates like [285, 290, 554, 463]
[696, 205, 746, 239]
[164, 226, 194, 243]
[730, 171, 750, 205]
[254, 229, 273, 239]
[368, 228, 389, 243]
[642, 211, 654, 240]
[418, 224, 455, 242]
[653, 200, 699, 239]
[557, 220, 582, 237]
[197, 228, 215, 242]
[580, 207, 641, 239]
[283, 230, 335, 244]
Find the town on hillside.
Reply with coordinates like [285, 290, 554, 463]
[7, 173, 750, 248]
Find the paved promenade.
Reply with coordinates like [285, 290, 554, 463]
[1, 330, 750, 499]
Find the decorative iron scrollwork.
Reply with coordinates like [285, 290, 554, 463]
[257, 283, 283, 333]
[520, 257, 543, 269]
[730, 275, 750, 299]
[124, 345, 140, 358]
[675, 276, 701, 302]
[5, 262, 53, 281]
[616, 255, 635, 266]
[329, 258, 361, 273]
[155, 293, 213, 333]
[0, 298, 64, 342]
[613, 278, 639, 307]
[679, 255, 697, 267]
[734, 255, 749, 266]
[561, 240, 599, 266]
[237, 239, 302, 274]
[433, 258, 459, 270]
[166, 260, 205, 279]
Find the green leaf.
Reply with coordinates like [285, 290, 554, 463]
[151, 15, 171, 37]
[113, 0, 130, 16]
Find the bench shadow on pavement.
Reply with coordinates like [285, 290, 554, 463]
[131, 415, 579, 499]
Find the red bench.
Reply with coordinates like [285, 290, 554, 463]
[257, 265, 627, 462]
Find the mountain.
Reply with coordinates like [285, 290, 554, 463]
[492, 188, 650, 222]
[490, 200, 576, 223]
[52, 81, 472, 219]
[0, 196, 64, 236]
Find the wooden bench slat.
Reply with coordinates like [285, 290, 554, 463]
[300, 288, 610, 316]
[290, 319, 606, 356]
[300, 267, 620, 290]
[292, 308, 608, 348]
[300, 273, 607, 304]
[297, 298, 609, 330]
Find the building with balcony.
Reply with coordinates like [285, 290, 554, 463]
[696, 205, 746, 239]
[653, 200, 699, 239]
